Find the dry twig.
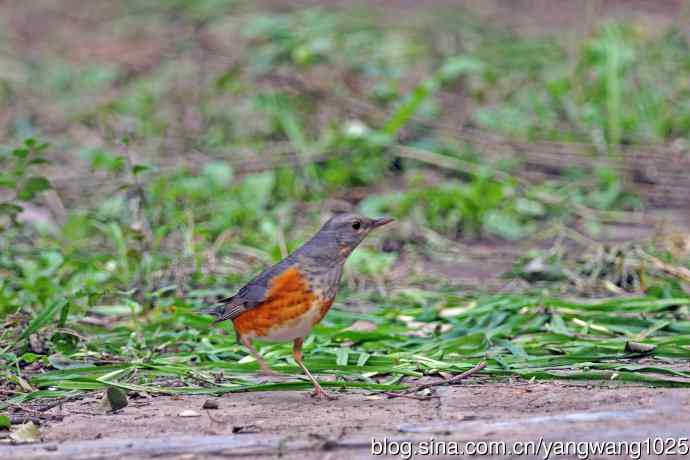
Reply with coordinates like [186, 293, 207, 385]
[385, 362, 487, 399]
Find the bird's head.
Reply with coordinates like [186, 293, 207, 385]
[316, 212, 394, 259]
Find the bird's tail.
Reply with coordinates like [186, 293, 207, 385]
[199, 296, 238, 324]
[199, 304, 221, 316]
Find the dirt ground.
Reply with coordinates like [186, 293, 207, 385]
[3, 380, 690, 459]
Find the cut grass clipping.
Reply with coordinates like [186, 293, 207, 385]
[3, 293, 690, 409]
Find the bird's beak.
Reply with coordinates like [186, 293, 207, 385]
[371, 217, 395, 228]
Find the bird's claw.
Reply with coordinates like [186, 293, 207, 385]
[310, 387, 337, 400]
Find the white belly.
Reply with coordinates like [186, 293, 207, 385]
[253, 304, 323, 342]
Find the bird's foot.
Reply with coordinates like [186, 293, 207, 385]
[310, 385, 337, 400]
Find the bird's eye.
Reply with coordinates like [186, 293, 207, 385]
[352, 220, 361, 230]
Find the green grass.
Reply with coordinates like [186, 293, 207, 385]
[2, 2, 690, 412]
[4, 291, 690, 411]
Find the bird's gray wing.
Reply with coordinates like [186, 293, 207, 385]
[204, 259, 293, 323]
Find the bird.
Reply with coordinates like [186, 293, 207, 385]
[204, 213, 394, 399]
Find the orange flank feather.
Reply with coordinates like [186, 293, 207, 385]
[316, 298, 334, 322]
[233, 267, 319, 337]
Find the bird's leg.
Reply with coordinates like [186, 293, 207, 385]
[293, 337, 336, 400]
[240, 336, 281, 377]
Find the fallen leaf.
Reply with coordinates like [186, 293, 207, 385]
[10, 422, 41, 444]
[100, 386, 128, 413]
[624, 341, 657, 354]
[439, 302, 477, 318]
[0, 414, 10, 430]
[178, 410, 201, 418]
[14, 375, 34, 393]
[202, 399, 219, 410]
[232, 424, 260, 434]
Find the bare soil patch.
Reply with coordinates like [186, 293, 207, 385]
[3, 380, 689, 459]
